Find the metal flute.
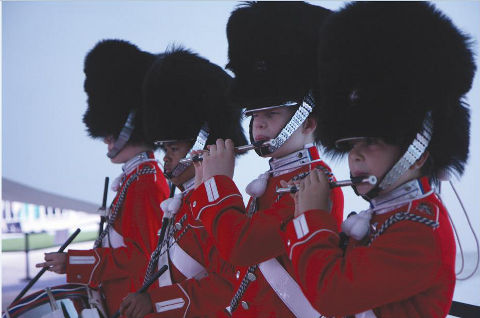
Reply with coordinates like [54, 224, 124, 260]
[276, 175, 377, 194]
[179, 139, 274, 164]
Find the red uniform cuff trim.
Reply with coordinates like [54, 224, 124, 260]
[66, 249, 100, 286]
[149, 284, 189, 317]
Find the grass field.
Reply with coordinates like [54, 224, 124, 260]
[2, 231, 98, 252]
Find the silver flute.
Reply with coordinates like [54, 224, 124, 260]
[276, 175, 377, 194]
[179, 139, 274, 165]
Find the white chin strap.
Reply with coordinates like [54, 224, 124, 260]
[365, 112, 434, 199]
[167, 123, 210, 179]
[256, 92, 315, 156]
[107, 110, 136, 159]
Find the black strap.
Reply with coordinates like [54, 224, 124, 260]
[449, 301, 480, 318]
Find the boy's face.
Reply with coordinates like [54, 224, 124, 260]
[347, 138, 403, 195]
[251, 106, 315, 158]
[103, 135, 134, 164]
[104, 135, 116, 157]
[162, 140, 194, 186]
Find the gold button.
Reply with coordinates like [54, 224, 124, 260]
[241, 301, 249, 310]
[236, 270, 240, 279]
[287, 239, 291, 247]
[192, 201, 197, 207]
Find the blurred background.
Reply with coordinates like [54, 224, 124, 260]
[2, 0, 479, 314]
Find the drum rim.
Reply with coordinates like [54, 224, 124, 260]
[5, 283, 87, 317]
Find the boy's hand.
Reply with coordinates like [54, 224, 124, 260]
[119, 292, 153, 318]
[35, 252, 67, 274]
[191, 150, 206, 189]
[280, 179, 299, 214]
[295, 169, 330, 217]
[202, 139, 235, 181]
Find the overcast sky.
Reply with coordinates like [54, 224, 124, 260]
[2, 1, 479, 255]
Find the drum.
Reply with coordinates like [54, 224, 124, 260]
[3, 284, 92, 318]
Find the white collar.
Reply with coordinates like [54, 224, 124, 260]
[122, 151, 156, 175]
[370, 178, 433, 215]
[182, 178, 196, 194]
[111, 151, 156, 192]
[269, 144, 317, 177]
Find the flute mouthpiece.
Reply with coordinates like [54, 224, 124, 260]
[365, 175, 377, 185]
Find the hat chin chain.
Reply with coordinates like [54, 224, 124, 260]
[254, 93, 315, 156]
[107, 110, 137, 159]
[359, 111, 434, 200]
[165, 122, 210, 179]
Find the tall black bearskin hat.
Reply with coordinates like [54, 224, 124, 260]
[226, 1, 331, 113]
[316, 2, 476, 178]
[142, 47, 247, 148]
[83, 39, 155, 146]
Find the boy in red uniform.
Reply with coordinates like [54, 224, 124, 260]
[36, 40, 170, 317]
[190, 2, 344, 317]
[118, 48, 247, 318]
[281, 2, 476, 318]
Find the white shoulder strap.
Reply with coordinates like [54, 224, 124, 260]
[259, 258, 321, 318]
[157, 245, 173, 287]
[169, 239, 207, 280]
[102, 226, 126, 248]
[157, 238, 172, 287]
[356, 310, 377, 318]
[157, 237, 207, 287]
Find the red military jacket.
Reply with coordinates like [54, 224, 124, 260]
[66, 151, 170, 316]
[145, 179, 235, 318]
[191, 145, 344, 317]
[282, 177, 456, 318]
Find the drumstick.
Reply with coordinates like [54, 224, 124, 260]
[111, 265, 169, 318]
[101, 177, 109, 209]
[12, 228, 81, 304]
[98, 177, 109, 236]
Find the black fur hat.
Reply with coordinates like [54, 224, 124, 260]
[226, 1, 331, 110]
[83, 39, 155, 145]
[142, 48, 247, 148]
[316, 2, 476, 178]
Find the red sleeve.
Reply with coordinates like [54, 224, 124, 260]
[189, 175, 288, 266]
[146, 270, 233, 318]
[121, 175, 165, 258]
[146, 212, 235, 318]
[282, 209, 443, 317]
[66, 171, 168, 287]
[191, 175, 343, 267]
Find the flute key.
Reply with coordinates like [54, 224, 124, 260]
[179, 139, 273, 164]
[276, 175, 377, 194]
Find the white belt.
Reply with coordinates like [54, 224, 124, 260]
[259, 258, 321, 318]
